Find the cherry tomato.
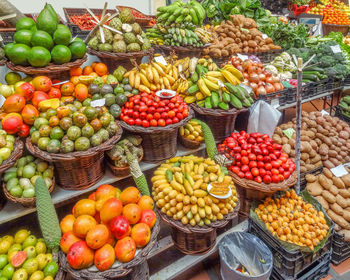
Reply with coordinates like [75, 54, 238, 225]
[241, 156, 249, 165]
[158, 119, 166, 127]
[251, 167, 259, 177]
[263, 175, 272, 184]
[150, 119, 157, 127]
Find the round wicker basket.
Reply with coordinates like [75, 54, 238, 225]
[0, 138, 24, 174]
[25, 124, 122, 190]
[59, 217, 159, 279]
[322, 24, 349, 36]
[0, 58, 7, 66]
[178, 134, 201, 149]
[106, 148, 144, 177]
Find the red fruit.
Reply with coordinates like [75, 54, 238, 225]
[272, 175, 280, 183]
[114, 237, 136, 263]
[254, 176, 262, 183]
[251, 167, 259, 177]
[94, 244, 115, 271]
[3, 94, 26, 113]
[60, 231, 81, 253]
[249, 161, 257, 169]
[21, 104, 39, 125]
[32, 76, 52, 92]
[245, 171, 253, 180]
[139, 209, 157, 229]
[241, 156, 249, 165]
[17, 123, 30, 137]
[67, 241, 94, 270]
[259, 168, 266, 177]
[48, 87, 61, 99]
[263, 175, 272, 184]
[32, 91, 49, 107]
[109, 216, 131, 240]
[15, 82, 35, 100]
[11, 251, 27, 268]
[231, 166, 240, 174]
[131, 223, 151, 247]
[265, 163, 272, 170]
[1, 113, 23, 134]
[241, 165, 249, 173]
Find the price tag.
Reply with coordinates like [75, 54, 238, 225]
[331, 164, 348, 177]
[240, 84, 252, 93]
[262, 34, 268, 39]
[270, 98, 279, 109]
[321, 110, 329, 116]
[282, 128, 295, 139]
[154, 55, 167, 66]
[237, 53, 248, 61]
[218, 80, 225, 88]
[90, 98, 106, 107]
[0, 95, 5, 108]
[331, 45, 342, 54]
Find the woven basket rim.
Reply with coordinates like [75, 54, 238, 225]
[229, 170, 297, 193]
[25, 122, 122, 162]
[155, 44, 206, 53]
[87, 48, 154, 60]
[157, 192, 240, 234]
[0, 58, 7, 66]
[322, 23, 350, 27]
[178, 134, 202, 148]
[3, 176, 55, 207]
[6, 56, 87, 75]
[191, 103, 248, 117]
[106, 147, 144, 172]
[120, 108, 193, 134]
[0, 138, 23, 174]
[59, 214, 160, 279]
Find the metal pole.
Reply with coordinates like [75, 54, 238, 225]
[295, 58, 303, 194]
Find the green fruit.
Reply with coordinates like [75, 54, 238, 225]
[73, 101, 82, 110]
[37, 137, 50, 151]
[14, 30, 33, 46]
[0, 240, 11, 255]
[36, 7, 57, 35]
[43, 262, 58, 277]
[12, 268, 28, 280]
[8, 244, 22, 254]
[49, 126, 64, 140]
[44, 254, 52, 264]
[42, 168, 54, 178]
[0, 147, 11, 161]
[23, 246, 36, 258]
[28, 47, 51, 67]
[104, 93, 116, 107]
[83, 107, 98, 121]
[39, 112, 48, 119]
[6, 178, 19, 191]
[46, 139, 61, 153]
[124, 84, 132, 92]
[67, 126, 81, 141]
[36, 162, 48, 173]
[34, 118, 48, 130]
[90, 134, 102, 147]
[22, 188, 35, 198]
[75, 137, 90, 151]
[19, 178, 32, 189]
[22, 258, 38, 275]
[31, 131, 40, 145]
[82, 98, 91, 107]
[50, 45, 71, 64]
[69, 41, 86, 59]
[22, 236, 37, 249]
[38, 123, 52, 137]
[29, 271, 44, 280]
[97, 129, 109, 142]
[36, 254, 48, 271]
[100, 113, 112, 127]
[2, 263, 14, 279]
[45, 4, 59, 25]
[92, 93, 102, 101]
[131, 89, 139, 95]
[10, 186, 23, 198]
[106, 122, 118, 136]
[30, 176, 39, 186]
[53, 25, 72, 45]
[59, 117, 72, 131]
[81, 124, 94, 138]
[113, 86, 124, 94]
[115, 94, 127, 106]
[122, 78, 129, 85]
[16, 18, 36, 31]
[46, 109, 56, 118]
[6, 44, 31, 65]
[0, 254, 7, 269]
[23, 165, 36, 179]
[16, 157, 27, 168]
[14, 230, 30, 244]
[4, 171, 17, 182]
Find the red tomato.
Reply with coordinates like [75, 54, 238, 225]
[265, 163, 272, 170]
[263, 156, 271, 163]
[150, 119, 157, 127]
[248, 154, 256, 161]
[241, 156, 249, 165]
[154, 112, 161, 120]
[259, 168, 266, 177]
[176, 113, 184, 120]
[271, 168, 279, 175]
[135, 119, 142, 126]
[263, 175, 272, 184]
[161, 112, 168, 120]
[245, 172, 253, 180]
[257, 161, 265, 169]
[127, 119, 135, 125]
[166, 119, 173, 125]
[272, 161, 281, 169]
[172, 117, 179, 123]
[283, 171, 291, 179]
[235, 154, 241, 161]
[241, 165, 249, 173]
[278, 167, 285, 174]
[140, 112, 147, 120]
[249, 161, 257, 169]
[254, 176, 262, 183]
[232, 166, 240, 174]
[168, 110, 175, 118]
[146, 114, 153, 121]
[132, 111, 139, 119]
[280, 156, 288, 163]
[158, 119, 166, 127]
[142, 120, 149, 127]
[241, 150, 248, 156]
[251, 168, 259, 177]
[272, 175, 280, 183]
[256, 155, 263, 161]
[238, 171, 245, 178]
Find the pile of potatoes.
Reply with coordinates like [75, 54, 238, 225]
[272, 111, 350, 171]
[306, 167, 350, 240]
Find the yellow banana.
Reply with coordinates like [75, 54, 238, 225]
[172, 79, 181, 91]
[156, 61, 167, 71]
[139, 73, 151, 88]
[198, 78, 211, 96]
[196, 92, 205, 101]
[203, 77, 220, 91]
[206, 71, 223, 78]
[139, 85, 150, 93]
[150, 84, 157, 91]
[184, 96, 196, 103]
[160, 77, 165, 89]
[146, 66, 154, 82]
[140, 69, 147, 76]
[123, 70, 131, 78]
[221, 69, 238, 85]
[129, 70, 135, 87]
[168, 69, 173, 78]
[140, 64, 148, 70]
[166, 64, 172, 73]
[152, 67, 160, 84]
[197, 58, 207, 64]
[163, 77, 170, 89]
[173, 66, 179, 80]
[135, 72, 140, 89]
[166, 74, 175, 85]
[224, 65, 244, 81]
[205, 75, 220, 84]
[152, 62, 166, 76]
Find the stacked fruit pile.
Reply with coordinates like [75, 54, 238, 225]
[88, 9, 151, 53]
[0, 229, 58, 279]
[152, 155, 238, 226]
[308, 0, 350, 17]
[60, 185, 157, 271]
[3, 155, 54, 199]
[180, 120, 204, 143]
[5, 4, 86, 67]
[0, 130, 15, 165]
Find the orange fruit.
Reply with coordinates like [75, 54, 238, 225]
[89, 72, 98, 78]
[73, 215, 97, 238]
[60, 82, 75, 96]
[89, 192, 96, 201]
[96, 184, 116, 201]
[74, 83, 89, 102]
[70, 76, 80, 85]
[73, 199, 96, 218]
[86, 224, 110, 249]
[120, 187, 141, 205]
[138, 196, 154, 210]
[83, 66, 93, 75]
[60, 231, 81, 253]
[94, 63, 108, 76]
[131, 223, 151, 247]
[60, 214, 76, 233]
[70, 67, 83, 76]
[91, 62, 98, 70]
[100, 198, 123, 224]
[114, 237, 136, 263]
[94, 244, 115, 271]
[122, 203, 141, 224]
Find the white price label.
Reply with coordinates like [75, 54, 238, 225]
[331, 45, 342, 54]
[154, 55, 167, 66]
[237, 53, 248, 61]
[262, 34, 268, 39]
[90, 98, 106, 107]
[331, 164, 348, 177]
[218, 80, 225, 88]
[0, 95, 5, 108]
[321, 110, 329, 116]
[270, 98, 279, 109]
[282, 128, 295, 139]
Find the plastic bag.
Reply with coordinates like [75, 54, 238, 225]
[247, 100, 281, 137]
[219, 232, 272, 280]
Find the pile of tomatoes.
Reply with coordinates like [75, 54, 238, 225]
[322, 7, 350, 24]
[120, 92, 189, 127]
[218, 131, 296, 184]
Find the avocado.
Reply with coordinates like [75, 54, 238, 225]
[45, 3, 59, 24]
[36, 7, 57, 35]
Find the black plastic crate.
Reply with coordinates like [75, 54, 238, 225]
[335, 105, 350, 124]
[331, 231, 350, 265]
[300, 166, 323, 190]
[271, 250, 331, 280]
[248, 218, 333, 279]
[343, 75, 350, 87]
[257, 88, 289, 106]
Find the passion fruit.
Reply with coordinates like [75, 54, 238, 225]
[59, 117, 72, 131]
[81, 124, 94, 138]
[67, 126, 81, 141]
[60, 139, 74, 153]
[83, 106, 98, 121]
[49, 127, 64, 140]
[38, 124, 52, 137]
[46, 139, 61, 153]
[74, 137, 90, 151]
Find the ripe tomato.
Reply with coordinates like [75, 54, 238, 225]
[176, 113, 184, 120]
[150, 119, 157, 127]
[272, 175, 280, 183]
[256, 155, 263, 161]
[272, 161, 281, 168]
[127, 119, 135, 125]
[257, 161, 265, 169]
[142, 120, 149, 128]
[238, 171, 245, 178]
[249, 161, 257, 169]
[265, 163, 272, 170]
[259, 168, 266, 177]
[147, 114, 153, 121]
[263, 175, 272, 184]
[154, 112, 161, 120]
[248, 154, 256, 161]
[271, 168, 279, 175]
[135, 119, 142, 126]
[241, 156, 249, 165]
[245, 172, 253, 180]
[283, 171, 291, 179]
[241, 150, 248, 156]
[158, 119, 166, 127]
[241, 165, 249, 173]
[251, 168, 259, 177]
[172, 117, 179, 123]
[166, 119, 172, 125]
[168, 110, 175, 118]
[232, 166, 240, 174]
[254, 176, 262, 183]
[235, 154, 241, 161]
[161, 112, 168, 120]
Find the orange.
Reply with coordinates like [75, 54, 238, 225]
[138, 196, 154, 210]
[83, 66, 93, 75]
[100, 198, 123, 224]
[86, 224, 110, 249]
[91, 62, 98, 70]
[122, 203, 141, 224]
[94, 63, 108, 76]
[73, 199, 96, 218]
[120, 187, 141, 205]
[131, 223, 151, 247]
[73, 215, 97, 238]
[70, 76, 80, 85]
[60, 214, 76, 233]
[74, 83, 89, 102]
[60, 82, 75, 96]
[70, 67, 82, 76]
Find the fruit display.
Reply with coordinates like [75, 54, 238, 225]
[0, 229, 58, 279]
[272, 111, 350, 169]
[5, 4, 86, 67]
[107, 135, 143, 168]
[219, 131, 296, 184]
[229, 56, 285, 96]
[305, 167, 350, 240]
[203, 15, 281, 58]
[308, 0, 350, 22]
[339, 96, 350, 119]
[30, 103, 119, 153]
[179, 120, 204, 143]
[87, 8, 151, 53]
[254, 189, 330, 250]
[0, 130, 15, 165]
[3, 155, 54, 199]
[60, 184, 157, 271]
[152, 155, 238, 226]
[120, 92, 189, 127]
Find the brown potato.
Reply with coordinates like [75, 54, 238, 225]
[333, 177, 346, 189]
[331, 203, 344, 216]
[318, 174, 332, 190]
[323, 168, 333, 179]
[344, 211, 350, 223]
[282, 144, 291, 155]
[339, 189, 350, 199]
[316, 196, 329, 211]
[324, 160, 335, 169]
[327, 209, 350, 229]
[322, 190, 336, 204]
[305, 174, 317, 183]
[337, 194, 349, 208]
[338, 229, 350, 241]
[330, 185, 339, 196]
[341, 174, 350, 187]
[306, 182, 323, 196]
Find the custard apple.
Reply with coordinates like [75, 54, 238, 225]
[142, 38, 151, 51]
[96, 28, 113, 44]
[127, 43, 141, 52]
[113, 34, 124, 42]
[88, 36, 99, 50]
[98, 43, 113, 52]
[113, 40, 127, 53]
[119, 8, 135, 23]
[109, 18, 123, 31]
[131, 23, 142, 35]
[124, 32, 136, 44]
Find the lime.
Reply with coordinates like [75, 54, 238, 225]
[50, 45, 71, 64]
[28, 47, 51, 67]
[2, 263, 14, 279]
[22, 188, 35, 198]
[14, 30, 33, 46]
[16, 18, 36, 31]
[43, 262, 58, 277]
[4, 43, 15, 57]
[23, 165, 36, 178]
[9, 186, 23, 197]
[30, 31, 53, 50]
[53, 25, 72, 46]
[0, 254, 8, 269]
[6, 44, 30, 65]
[69, 41, 86, 59]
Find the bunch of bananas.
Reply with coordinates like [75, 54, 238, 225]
[194, 28, 211, 44]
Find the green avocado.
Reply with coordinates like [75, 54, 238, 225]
[36, 7, 57, 35]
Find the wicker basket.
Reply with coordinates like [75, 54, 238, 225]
[87, 48, 154, 71]
[3, 177, 55, 208]
[178, 134, 201, 149]
[322, 23, 349, 36]
[0, 58, 7, 66]
[154, 44, 205, 59]
[116, 6, 156, 26]
[0, 138, 24, 174]
[106, 148, 144, 177]
[120, 109, 193, 162]
[158, 196, 240, 254]
[59, 217, 159, 279]
[25, 125, 122, 190]
[191, 104, 248, 142]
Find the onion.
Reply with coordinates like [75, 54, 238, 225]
[265, 83, 275, 93]
[257, 86, 267, 96]
[249, 72, 259, 83]
[248, 66, 259, 74]
[274, 83, 283, 91]
[243, 72, 249, 79]
[258, 73, 266, 81]
[236, 65, 244, 72]
[250, 82, 258, 91]
[242, 60, 252, 70]
[271, 75, 280, 83]
[266, 77, 274, 84]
